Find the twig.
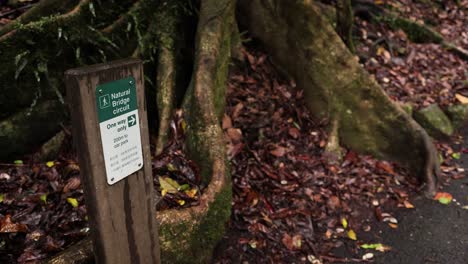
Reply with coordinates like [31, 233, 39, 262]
[0, 4, 34, 19]
[321, 255, 370, 263]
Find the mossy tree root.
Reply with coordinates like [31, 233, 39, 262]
[149, 1, 186, 155]
[238, 0, 439, 196]
[45, 0, 235, 263]
[0, 0, 80, 36]
[0, 100, 66, 160]
[351, 0, 468, 61]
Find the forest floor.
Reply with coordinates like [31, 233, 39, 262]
[0, 0, 467, 263]
[214, 0, 468, 263]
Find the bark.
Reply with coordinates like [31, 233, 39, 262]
[237, 0, 439, 196]
[336, 0, 355, 53]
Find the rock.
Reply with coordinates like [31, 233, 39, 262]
[445, 104, 468, 130]
[413, 104, 453, 138]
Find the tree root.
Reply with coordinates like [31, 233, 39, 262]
[0, 0, 79, 36]
[352, 0, 468, 61]
[44, 237, 93, 264]
[238, 0, 440, 196]
[0, 100, 66, 160]
[45, 0, 235, 263]
[324, 119, 343, 165]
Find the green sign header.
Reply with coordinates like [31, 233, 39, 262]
[96, 76, 138, 122]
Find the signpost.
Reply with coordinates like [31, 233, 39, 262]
[65, 59, 160, 264]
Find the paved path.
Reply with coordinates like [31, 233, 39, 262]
[372, 135, 468, 264]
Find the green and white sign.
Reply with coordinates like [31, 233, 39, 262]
[96, 76, 143, 185]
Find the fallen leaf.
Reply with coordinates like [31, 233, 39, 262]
[451, 153, 461, 159]
[388, 223, 398, 229]
[376, 244, 392, 252]
[434, 192, 453, 204]
[222, 114, 232, 129]
[185, 188, 197, 198]
[46, 161, 55, 168]
[66, 197, 79, 208]
[362, 253, 374, 260]
[341, 218, 348, 229]
[40, 194, 47, 204]
[288, 127, 300, 139]
[361, 243, 391, 252]
[347, 229, 357, 240]
[328, 196, 341, 209]
[455, 93, 468, 104]
[167, 163, 176, 172]
[282, 233, 294, 250]
[376, 161, 395, 175]
[177, 200, 185, 206]
[377, 46, 386, 56]
[249, 240, 257, 249]
[226, 128, 242, 142]
[292, 234, 302, 249]
[404, 200, 415, 209]
[270, 146, 287, 157]
[179, 184, 190, 191]
[0, 172, 10, 180]
[383, 216, 398, 224]
[159, 176, 180, 194]
[0, 215, 28, 233]
[63, 177, 81, 193]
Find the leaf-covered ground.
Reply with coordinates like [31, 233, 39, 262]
[390, 0, 467, 49]
[0, 114, 202, 263]
[213, 45, 463, 263]
[1, 0, 467, 263]
[357, 20, 467, 109]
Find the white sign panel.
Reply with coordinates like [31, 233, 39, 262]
[96, 77, 143, 185]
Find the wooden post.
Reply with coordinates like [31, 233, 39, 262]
[65, 59, 160, 264]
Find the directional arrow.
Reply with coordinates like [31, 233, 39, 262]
[128, 115, 136, 127]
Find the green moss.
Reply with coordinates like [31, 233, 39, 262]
[383, 16, 444, 43]
[0, 0, 162, 158]
[159, 183, 232, 264]
[0, 0, 152, 117]
[0, 100, 66, 160]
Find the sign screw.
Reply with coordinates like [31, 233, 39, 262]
[129, 80, 134, 86]
[99, 89, 103, 94]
